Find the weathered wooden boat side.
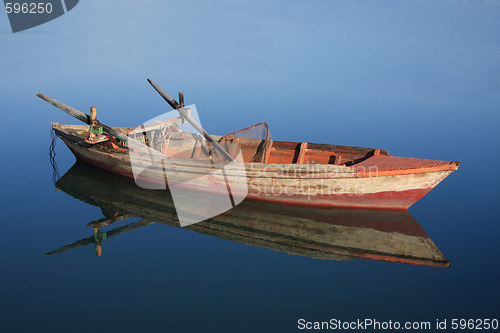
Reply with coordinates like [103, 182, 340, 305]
[52, 122, 458, 210]
[50, 162, 450, 267]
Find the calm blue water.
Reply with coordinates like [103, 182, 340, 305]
[1, 1, 499, 332]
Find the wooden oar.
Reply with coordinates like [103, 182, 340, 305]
[147, 78, 235, 162]
[36, 92, 130, 142]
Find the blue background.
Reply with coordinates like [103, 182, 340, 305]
[0, 1, 499, 332]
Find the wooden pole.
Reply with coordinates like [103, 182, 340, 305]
[179, 92, 184, 107]
[37, 92, 90, 124]
[89, 106, 97, 139]
[147, 78, 235, 162]
[90, 106, 96, 123]
[36, 93, 129, 143]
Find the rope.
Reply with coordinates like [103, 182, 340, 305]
[49, 127, 60, 185]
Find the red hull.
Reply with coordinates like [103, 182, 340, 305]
[70, 144, 431, 210]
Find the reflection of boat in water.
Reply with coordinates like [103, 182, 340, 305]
[49, 162, 450, 267]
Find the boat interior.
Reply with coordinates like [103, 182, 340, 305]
[54, 122, 389, 166]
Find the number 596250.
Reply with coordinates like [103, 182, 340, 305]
[5, 2, 53, 14]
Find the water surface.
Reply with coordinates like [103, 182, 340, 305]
[1, 1, 499, 332]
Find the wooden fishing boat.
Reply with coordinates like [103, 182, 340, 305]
[40, 79, 459, 210]
[50, 121, 458, 210]
[49, 162, 450, 267]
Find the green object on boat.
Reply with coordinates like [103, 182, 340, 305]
[90, 126, 103, 135]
